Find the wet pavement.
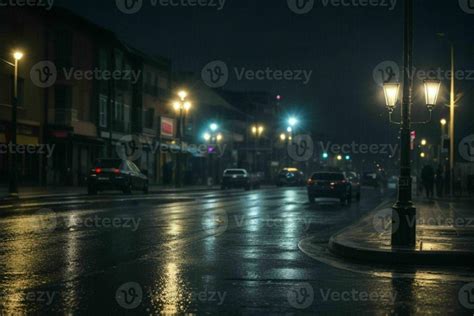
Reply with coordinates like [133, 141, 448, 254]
[0, 187, 472, 314]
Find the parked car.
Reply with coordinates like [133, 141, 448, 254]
[276, 168, 305, 186]
[345, 171, 361, 201]
[221, 169, 260, 190]
[87, 159, 148, 195]
[307, 172, 355, 205]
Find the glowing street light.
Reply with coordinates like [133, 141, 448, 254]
[383, 82, 400, 110]
[337, 155, 343, 161]
[210, 123, 218, 132]
[424, 79, 441, 110]
[280, 133, 286, 141]
[440, 118, 447, 126]
[203, 133, 211, 142]
[421, 139, 427, 146]
[13, 51, 23, 61]
[288, 117, 298, 127]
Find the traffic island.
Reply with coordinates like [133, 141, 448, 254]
[327, 198, 474, 266]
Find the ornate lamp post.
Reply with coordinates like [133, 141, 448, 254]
[381, 0, 441, 247]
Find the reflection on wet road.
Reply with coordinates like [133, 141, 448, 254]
[0, 187, 471, 314]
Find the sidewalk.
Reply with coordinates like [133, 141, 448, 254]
[0, 185, 222, 201]
[327, 197, 474, 266]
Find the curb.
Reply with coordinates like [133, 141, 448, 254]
[327, 200, 474, 267]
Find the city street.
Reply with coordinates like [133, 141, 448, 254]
[0, 187, 471, 314]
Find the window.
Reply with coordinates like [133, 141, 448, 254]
[144, 108, 154, 129]
[54, 29, 73, 69]
[55, 85, 72, 109]
[99, 95, 108, 128]
[124, 103, 131, 132]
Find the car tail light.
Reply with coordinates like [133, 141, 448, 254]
[95, 168, 102, 174]
[114, 168, 120, 174]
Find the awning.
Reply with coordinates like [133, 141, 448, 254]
[0, 133, 39, 145]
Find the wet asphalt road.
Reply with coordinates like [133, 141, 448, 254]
[0, 187, 472, 315]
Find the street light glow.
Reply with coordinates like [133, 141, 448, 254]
[210, 123, 218, 132]
[424, 79, 441, 107]
[420, 152, 426, 158]
[178, 90, 188, 100]
[287, 127, 292, 133]
[13, 51, 23, 61]
[421, 139, 427, 146]
[288, 117, 298, 127]
[383, 82, 400, 108]
[203, 133, 211, 141]
[440, 118, 447, 126]
[216, 133, 223, 142]
[322, 152, 329, 159]
[280, 133, 286, 141]
[184, 102, 192, 111]
[337, 155, 343, 161]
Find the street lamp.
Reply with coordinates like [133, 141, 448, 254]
[288, 117, 298, 127]
[380, 0, 442, 247]
[424, 79, 441, 111]
[172, 90, 192, 188]
[421, 139, 427, 147]
[1, 50, 24, 197]
[440, 118, 447, 127]
[251, 124, 265, 172]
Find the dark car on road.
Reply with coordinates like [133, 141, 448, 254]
[307, 172, 356, 205]
[221, 169, 260, 190]
[87, 159, 148, 195]
[276, 168, 305, 186]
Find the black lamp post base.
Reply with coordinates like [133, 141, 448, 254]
[391, 203, 416, 247]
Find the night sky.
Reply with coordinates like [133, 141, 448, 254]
[56, 0, 473, 146]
